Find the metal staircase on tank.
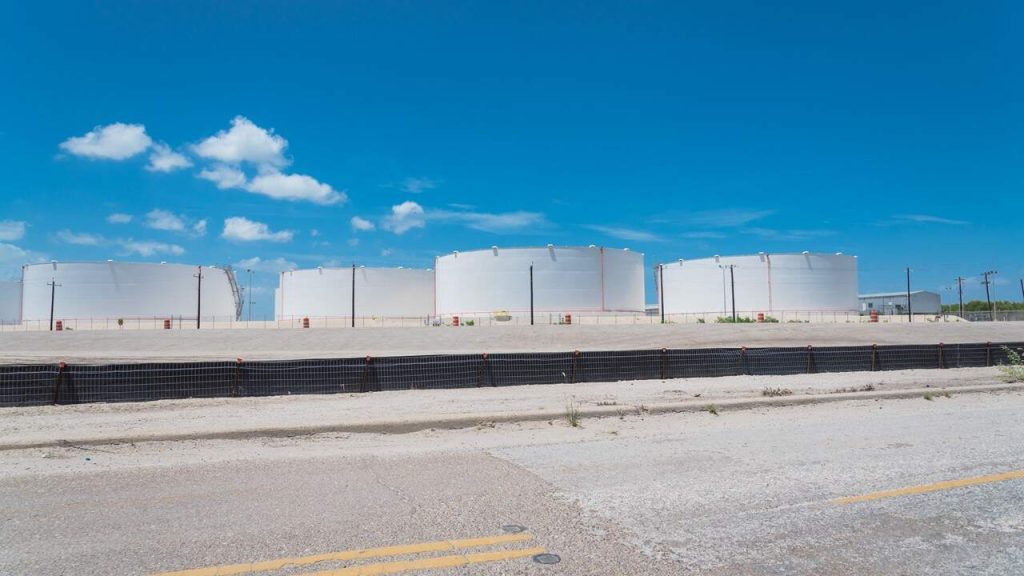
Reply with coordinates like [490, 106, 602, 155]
[222, 265, 244, 320]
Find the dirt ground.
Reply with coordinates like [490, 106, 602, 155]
[0, 322, 1021, 364]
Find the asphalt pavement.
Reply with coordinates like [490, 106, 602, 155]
[1, 389, 1022, 575]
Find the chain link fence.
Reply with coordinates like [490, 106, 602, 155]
[1, 341, 1020, 407]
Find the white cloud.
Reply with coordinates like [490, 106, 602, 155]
[381, 248, 393, 257]
[192, 219, 208, 237]
[193, 116, 289, 168]
[431, 209, 546, 233]
[382, 201, 426, 234]
[0, 220, 26, 241]
[198, 164, 248, 189]
[310, 229, 320, 237]
[241, 259, 295, 276]
[145, 209, 186, 231]
[0, 243, 28, 262]
[681, 231, 726, 239]
[686, 209, 774, 228]
[742, 227, 836, 241]
[350, 216, 376, 232]
[234, 256, 297, 273]
[585, 225, 660, 242]
[894, 214, 968, 226]
[147, 143, 192, 172]
[245, 171, 345, 205]
[401, 177, 439, 194]
[56, 230, 104, 246]
[118, 240, 185, 257]
[221, 217, 294, 242]
[59, 123, 152, 160]
[107, 213, 133, 224]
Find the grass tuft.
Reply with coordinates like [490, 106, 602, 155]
[998, 346, 1024, 382]
[565, 399, 582, 427]
[704, 404, 719, 416]
[762, 387, 793, 397]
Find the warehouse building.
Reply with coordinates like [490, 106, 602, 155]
[858, 291, 942, 316]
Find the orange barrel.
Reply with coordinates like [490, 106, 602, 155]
[55, 320, 63, 331]
[452, 315, 460, 327]
[870, 310, 879, 323]
[565, 314, 572, 325]
[163, 319, 171, 330]
[302, 317, 310, 329]
[757, 312, 765, 323]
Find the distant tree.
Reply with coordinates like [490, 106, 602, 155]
[942, 300, 1024, 313]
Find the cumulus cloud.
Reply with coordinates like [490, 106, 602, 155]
[198, 164, 248, 189]
[350, 216, 376, 232]
[0, 220, 26, 241]
[59, 123, 152, 160]
[193, 116, 288, 168]
[234, 256, 298, 273]
[147, 143, 192, 172]
[119, 240, 185, 256]
[401, 177, 439, 194]
[585, 225, 660, 242]
[145, 209, 186, 232]
[222, 217, 294, 242]
[107, 213, 133, 224]
[192, 219, 208, 237]
[0, 243, 29, 263]
[382, 201, 426, 234]
[244, 171, 345, 205]
[56, 230, 104, 246]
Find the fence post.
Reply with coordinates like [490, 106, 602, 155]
[52, 361, 66, 405]
[986, 342, 992, 367]
[570, 350, 580, 383]
[361, 355, 373, 392]
[232, 357, 243, 397]
[660, 348, 667, 380]
[938, 343, 945, 369]
[478, 353, 489, 387]
[739, 346, 748, 375]
[806, 345, 815, 374]
[871, 344, 879, 371]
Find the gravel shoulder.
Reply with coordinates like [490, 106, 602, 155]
[0, 323, 1022, 364]
[0, 367, 1011, 450]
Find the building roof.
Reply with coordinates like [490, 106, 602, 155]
[858, 290, 939, 299]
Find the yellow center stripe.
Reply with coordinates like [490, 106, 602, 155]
[292, 547, 547, 576]
[151, 533, 535, 576]
[833, 469, 1024, 505]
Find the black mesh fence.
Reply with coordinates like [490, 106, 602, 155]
[1, 341, 1021, 407]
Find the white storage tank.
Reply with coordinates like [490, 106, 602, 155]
[0, 281, 21, 325]
[658, 253, 858, 314]
[435, 245, 645, 316]
[277, 266, 434, 319]
[20, 261, 240, 322]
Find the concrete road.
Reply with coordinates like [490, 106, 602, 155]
[1, 390, 1022, 575]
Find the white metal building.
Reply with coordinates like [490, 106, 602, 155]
[657, 253, 859, 315]
[0, 281, 21, 325]
[20, 261, 240, 323]
[276, 266, 435, 319]
[434, 245, 645, 316]
[859, 291, 942, 315]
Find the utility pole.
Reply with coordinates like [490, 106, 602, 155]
[246, 269, 253, 322]
[529, 263, 535, 326]
[658, 264, 665, 324]
[1019, 278, 1023, 305]
[981, 271, 997, 321]
[47, 278, 61, 331]
[905, 267, 912, 322]
[194, 266, 203, 329]
[719, 264, 737, 322]
[955, 276, 965, 318]
[351, 262, 356, 328]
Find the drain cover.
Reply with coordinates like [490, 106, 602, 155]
[501, 524, 527, 534]
[533, 553, 561, 565]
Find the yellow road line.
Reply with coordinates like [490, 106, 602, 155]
[151, 533, 535, 576]
[292, 546, 546, 576]
[834, 469, 1024, 505]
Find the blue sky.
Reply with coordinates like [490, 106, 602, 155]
[1, 1, 1020, 317]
